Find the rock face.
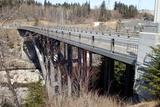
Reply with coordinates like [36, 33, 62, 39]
[0, 69, 42, 106]
[0, 26, 43, 106]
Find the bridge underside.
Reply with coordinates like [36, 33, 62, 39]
[18, 29, 136, 99]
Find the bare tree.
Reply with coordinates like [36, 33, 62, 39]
[0, 30, 21, 107]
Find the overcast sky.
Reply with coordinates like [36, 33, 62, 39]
[36, 0, 155, 10]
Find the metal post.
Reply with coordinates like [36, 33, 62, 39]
[89, 52, 92, 67]
[124, 64, 135, 97]
[78, 48, 82, 66]
[67, 44, 72, 96]
[83, 50, 87, 81]
[57, 41, 61, 62]
[42, 36, 45, 61]
[78, 48, 82, 77]
[64, 43, 66, 59]
[107, 58, 114, 94]
[111, 38, 115, 53]
[103, 57, 114, 94]
[78, 48, 82, 91]
[39, 35, 43, 54]
[92, 36, 95, 42]
[56, 41, 62, 94]
[82, 50, 89, 91]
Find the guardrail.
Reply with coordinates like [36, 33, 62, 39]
[54, 25, 140, 37]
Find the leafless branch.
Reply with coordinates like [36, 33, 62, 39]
[0, 31, 21, 107]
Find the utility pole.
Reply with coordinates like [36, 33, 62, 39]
[154, 0, 160, 23]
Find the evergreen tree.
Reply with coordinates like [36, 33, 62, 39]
[87, 1, 91, 14]
[47, 1, 52, 6]
[26, 0, 35, 5]
[143, 45, 160, 102]
[128, 5, 138, 17]
[44, 0, 47, 7]
[114, 2, 138, 18]
[98, 1, 111, 22]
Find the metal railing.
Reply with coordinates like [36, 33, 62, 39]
[54, 25, 140, 37]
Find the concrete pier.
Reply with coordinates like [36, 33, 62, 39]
[103, 57, 114, 94]
[124, 64, 135, 97]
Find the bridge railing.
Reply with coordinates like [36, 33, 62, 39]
[53, 26, 139, 43]
[54, 25, 140, 38]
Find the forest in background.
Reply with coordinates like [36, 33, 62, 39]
[0, 0, 140, 24]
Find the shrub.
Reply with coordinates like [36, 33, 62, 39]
[25, 80, 44, 107]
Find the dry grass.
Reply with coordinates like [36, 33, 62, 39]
[104, 20, 118, 30]
[45, 93, 127, 107]
[44, 92, 159, 107]
[0, 19, 56, 27]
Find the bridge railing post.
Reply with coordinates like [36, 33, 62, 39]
[111, 38, 115, 53]
[92, 36, 94, 42]
[79, 34, 81, 39]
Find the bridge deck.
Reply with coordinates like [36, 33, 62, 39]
[18, 26, 138, 65]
